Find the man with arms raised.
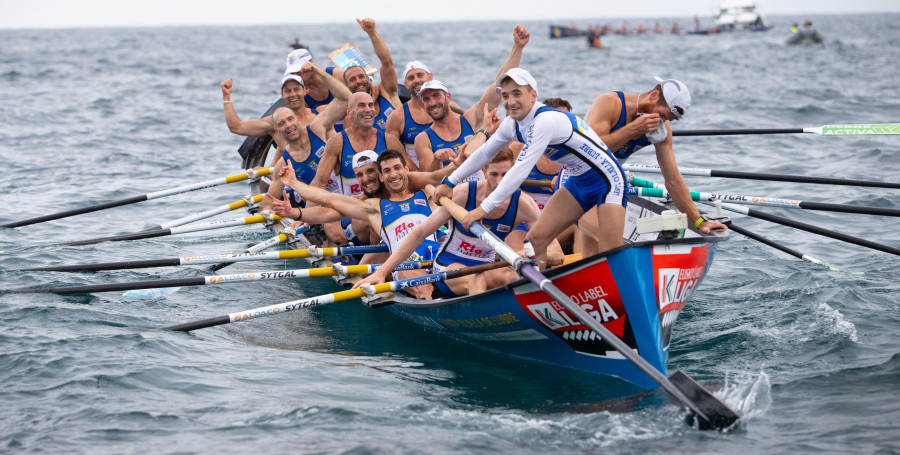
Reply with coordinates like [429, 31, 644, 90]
[577, 77, 727, 255]
[279, 150, 443, 299]
[220, 62, 342, 161]
[354, 147, 543, 297]
[433, 68, 629, 269]
[257, 64, 350, 215]
[414, 25, 531, 173]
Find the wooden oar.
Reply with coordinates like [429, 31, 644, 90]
[159, 260, 508, 332]
[1, 168, 273, 229]
[428, 185, 740, 431]
[62, 214, 285, 247]
[624, 163, 900, 190]
[6, 244, 390, 273]
[148, 194, 264, 231]
[711, 201, 900, 257]
[673, 123, 900, 136]
[630, 185, 900, 217]
[5, 261, 431, 295]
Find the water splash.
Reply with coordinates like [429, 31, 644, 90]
[814, 302, 859, 343]
[719, 370, 772, 421]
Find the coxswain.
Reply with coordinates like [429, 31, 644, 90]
[434, 68, 629, 269]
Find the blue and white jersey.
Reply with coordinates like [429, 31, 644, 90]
[400, 102, 431, 167]
[379, 190, 441, 261]
[447, 103, 627, 213]
[435, 181, 522, 268]
[372, 93, 396, 132]
[610, 91, 652, 162]
[282, 126, 328, 204]
[338, 129, 387, 197]
[520, 164, 556, 211]
[423, 115, 484, 182]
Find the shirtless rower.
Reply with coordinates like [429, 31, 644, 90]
[354, 147, 542, 297]
[414, 25, 531, 173]
[279, 150, 444, 299]
[578, 77, 727, 255]
[434, 68, 629, 269]
[257, 66, 350, 215]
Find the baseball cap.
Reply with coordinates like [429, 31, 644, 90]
[285, 48, 312, 74]
[496, 68, 538, 94]
[417, 80, 450, 97]
[653, 76, 691, 119]
[281, 74, 305, 88]
[402, 61, 432, 81]
[352, 150, 379, 169]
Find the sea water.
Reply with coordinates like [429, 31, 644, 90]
[1, 14, 899, 454]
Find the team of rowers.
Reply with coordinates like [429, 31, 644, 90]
[220, 18, 726, 299]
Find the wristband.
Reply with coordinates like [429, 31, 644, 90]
[694, 216, 705, 228]
[296, 207, 302, 221]
[223, 100, 233, 104]
[441, 176, 457, 189]
[476, 129, 491, 139]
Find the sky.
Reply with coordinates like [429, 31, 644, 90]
[2, 0, 899, 29]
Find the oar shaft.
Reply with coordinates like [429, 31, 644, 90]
[673, 123, 900, 136]
[1, 168, 272, 229]
[9, 244, 391, 272]
[154, 194, 264, 230]
[722, 220, 838, 271]
[716, 202, 900, 256]
[624, 163, 900, 189]
[673, 128, 802, 136]
[62, 214, 284, 247]
[9, 261, 433, 295]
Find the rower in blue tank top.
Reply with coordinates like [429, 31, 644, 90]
[379, 190, 441, 262]
[423, 115, 475, 167]
[372, 94, 395, 132]
[434, 180, 522, 269]
[338, 129, 387, 196]
[610, 91, 652, 162]
[400, 101, 432, 168]
[282, 125, 329, 204]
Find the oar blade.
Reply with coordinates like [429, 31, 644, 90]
[668, 370, 741, 431]
[123, 287, 181, 299]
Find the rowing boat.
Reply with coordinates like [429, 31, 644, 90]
[245, 164, 727, 389]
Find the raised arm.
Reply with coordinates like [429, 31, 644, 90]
[280, 161, 379, 224]
[310, 133, 343, 188]
[221, 78, 276, 137]
[357, 17, 400, 108]
[307, 62, 352, 134]
[464, 25, 530, 127]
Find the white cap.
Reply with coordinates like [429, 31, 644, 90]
[285, 48, 312, 74]
[653, 76, 691, 119]
[351, 150, 379, 169]
[281, 74, 304, 88]
[496, 68, 538, 94]
[417, 80, 450, 97]
[402, 61, 431, 81]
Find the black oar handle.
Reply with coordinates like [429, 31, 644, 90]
[63, 228, 172, 247]
[709, 170, 900, 189]
[162, 315, 231, 332]
[797, 201, 900, 217]
[746, 207, 900, 256]
[8, 277, 207, 295]
[725, 222, 804, 260]
[1, 195, 147, 228]
[12, 258, 182, 273]
[673, 128, 803, 136]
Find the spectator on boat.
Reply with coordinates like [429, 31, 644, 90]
[618, 22, 632, 35]
[353, 147, 544, 297]
[654, 22, 665, 34]
[414, 25, 530, 173]
[671, 22, 681, 35]
[279, 149, 444, 299]
[578, 77, 728, 256]
[433, 68, 629, 270]
[220, 61, 344, 167]
[286, 36, 307, 51]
